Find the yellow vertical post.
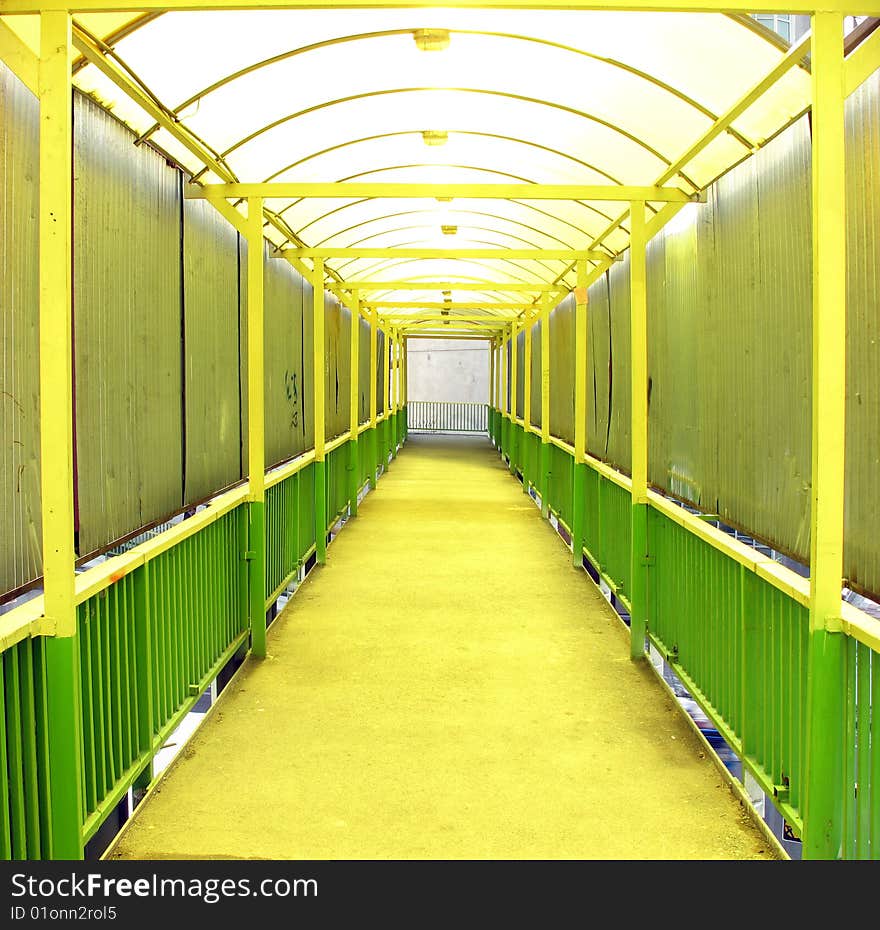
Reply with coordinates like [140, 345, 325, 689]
[401, 333, 408, 441]
[803, 11, 847, 861]
[571, 258, 589, 568]
[391, 327, 399, 457]
[348, 290, 360, 517]
[245, 197, 267, 657]
[500, 325, 509, 460]
[540, 304, 551, 518]
[489, 337, 496, 446]
[629, 201, 648, 660]
[39, 10, 83, 860]
[509, 322, 518, 475]
[313, 259, 327, 564]
[369, 307, 378, 489]
[381, 322, 390, 469]
[523, 315, 533, 494]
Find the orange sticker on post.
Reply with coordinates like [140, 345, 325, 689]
[574, 287, 588, 303]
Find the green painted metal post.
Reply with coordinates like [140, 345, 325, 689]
[629, 201, 648, 661]
[803, 11, 847, 860]
[39, 11, 84, 859]
[133, 562, 154, 789]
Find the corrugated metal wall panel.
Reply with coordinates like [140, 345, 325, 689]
[0, 63, 41, 596]
[530, 320, 541, 429]
[324, 294, 350, 441]
[715, 123, 810, 555]
[585, 258, 632, 472]
[73, 94, 183, 557]
[182, 197, 242, 501]
[263, 249, 306, 467]
[646, 207, 708, 504]
[549, 293, 575, 443]
[358, 316, 371, 424]
[844, 69, 880, 597]
[515, 328, 525, 420]
[376, 329, 386, 417]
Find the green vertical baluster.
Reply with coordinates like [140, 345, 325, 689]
[0, 658, 11, 858]
[19, 640, 42, 857]
[5, 648, 26, 858]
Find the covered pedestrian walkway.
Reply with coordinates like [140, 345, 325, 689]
[109, 436, 770, 860]
[1, 2, 879, 862]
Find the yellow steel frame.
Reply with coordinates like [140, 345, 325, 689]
[341, 281, 567, 293]
[191, 182, 698, 202]
[6, 0, 876, 863]
[4, 0, 880, 12]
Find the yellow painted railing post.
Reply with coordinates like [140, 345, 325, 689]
[540, 305, 551, 519]
[571, 259, 589, 568]
[488, 336, 496, 441]
[39, 9, 84, 860]
[500, 324, 509, 460]
[401, 333, 408, 440]
[803, 11, 847, 860]
[369, 307, 378, 489]
[523, 316, 533, 494]
[390, 326, 399, 458]
[509, 321, 518, 475]
[381, 321, 390, 470]
[629, 201, 648, 661]
[313, 258, 327, 564]
[348, 289, 360, 517]
[245, 197, 267, 657]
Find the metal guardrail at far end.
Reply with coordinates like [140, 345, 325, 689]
[407, 401, 488, 434]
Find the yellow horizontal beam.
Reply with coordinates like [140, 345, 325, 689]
[406, 334, 494, 341]
[288, 247, 602, 260]
[340, 280, 567, 292]
[190, 182, 698, 203]
[367, 301, 529, 310]
[4, 0, 876, 14]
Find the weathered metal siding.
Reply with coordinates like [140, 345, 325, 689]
[549, 293, 575, 444]
[324, 294, 350, 441]
[73, 94, 183, 557]
[585, 257, 631, 472]
[515, 328, 525, 420]
[646, 119, 813, 559]
[358, 316, 371, 424]
[182, 197, 242, 501]
[263, 249, 306, 467]
[376, 329, 386, 417]
[529, 320, 541, 429]
[844, 69, 880, 597]
[0, 63, 41, 596]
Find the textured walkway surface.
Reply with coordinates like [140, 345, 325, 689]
[112, 435, 772, 860]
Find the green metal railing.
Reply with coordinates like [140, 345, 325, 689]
[0, 417, 408, 860]
[493, 409, 880, 859]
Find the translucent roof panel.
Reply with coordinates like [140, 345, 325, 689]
[1, 7, 814, 301]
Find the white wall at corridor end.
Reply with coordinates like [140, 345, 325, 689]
[406, 339, 490, 403]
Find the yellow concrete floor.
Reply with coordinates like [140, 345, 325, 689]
[111, 435, 774, 860]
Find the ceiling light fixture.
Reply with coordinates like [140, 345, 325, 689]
[422, 130, 448, 147]
[413, 28, 451, 51]
[441, 225, 458, 235]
